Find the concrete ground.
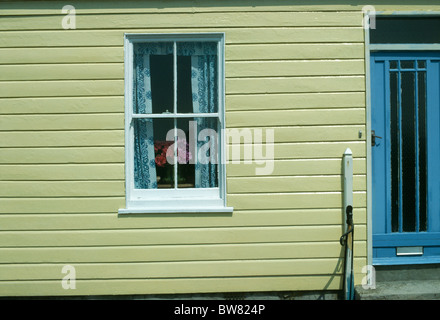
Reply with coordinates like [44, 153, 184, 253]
[355, 264, 440, 300]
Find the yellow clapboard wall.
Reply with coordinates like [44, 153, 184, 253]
[1, 0, 434, 297]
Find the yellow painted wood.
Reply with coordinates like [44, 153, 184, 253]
[0, 130, 124, 147]
[227, 59, 365, 77]
[0, 12, 363, 30]
[227, 76, 364, 94]
[0, 159, 365, 181]
[0, 164, 124, 180]
[258, 126, 365, 143]
[0, 63, 123, 81]
[0, 147, 124, 164]
[0, 97, 124, 114]
[227, 142, 366, 160]
[0, 47, 124, 64]
[227, 43, 364, 60]
[0, 142, 365, 164]
[0, 80, 123, 98]
[0, 111, 220, 130]
[0, 249, 365, 274]
[0, 181, 125, 197]
[0, 242, 366, 263]
[0, 0, 379, 296]
[0, 225, 366, 247]
[0, 258, 344, 281]
[0, 197, 125, 214]
[228, 192, 366, 210]
[0, 77, 363, 98]
[2, 0, 438, 15]
[227, 158, 366, 176]
[0, 275, 343, 296]
[228, 175, 366, 193]
[225, 27, 363, 44]
[0, 93, 362, 113]
[0, 126, 362, 147]
[0, 114, 123, 131]
[0, 208, 367, 230]
[0, 28, 363, 48]
[0, 193, 366, 214]
[0, 44, 363, 64]
[227, 109, 365, 127]
[226, 92, 365, 111]
[0, 59, 363, 82]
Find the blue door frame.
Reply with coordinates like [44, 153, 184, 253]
[371, 52, 440, 265]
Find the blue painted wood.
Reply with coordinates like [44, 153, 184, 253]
[384, 60, 392, 234]
[374, 256, 440, 266]
[427, 59, 440, 232]
[415, 61, 420, 233]
[371, 52, 440, 264]
[374, 232, 440, 247]
[371, 57, 387, 236]
[397, 60, 403, 234]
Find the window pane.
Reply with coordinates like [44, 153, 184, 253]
[176, 117, 219, 188]
[390, 60, 398, 69]
[370, 17, 440, 44]
[177, 42, 218, 113]
[196, 117, 219, 188]
[177, 56, 193, 113]
[133, 118, 174, 189]
[133, 43, 174, 114]
[176, 118, 196, 188]
[151, 54, 174, 114]
[153, 119, 175, 188]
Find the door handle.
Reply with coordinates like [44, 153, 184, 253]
[371, 130, 382, 146]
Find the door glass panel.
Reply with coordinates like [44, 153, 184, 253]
[401, 71, 416, 232]
[418, 71, 427, 232]
[389, 62, 429, 233]
[400, 61, 414, 69]
[390, 71, 400, 232]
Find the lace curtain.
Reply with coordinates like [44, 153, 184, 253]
[189, 44, 218, 188]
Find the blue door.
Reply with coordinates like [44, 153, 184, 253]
[371, 52, 440, 265]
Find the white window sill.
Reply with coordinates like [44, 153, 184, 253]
[118, 206, 233, 214]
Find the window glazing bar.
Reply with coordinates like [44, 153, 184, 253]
[132, 113, 220, 118]
[173, 41, 178, 189]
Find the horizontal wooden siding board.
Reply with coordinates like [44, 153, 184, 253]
[0, 208, 367, 230]
[0, 225, 367, 247]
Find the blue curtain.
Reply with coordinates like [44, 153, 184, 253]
[133, 43, 172, 189]
[189, 43, 218, 188]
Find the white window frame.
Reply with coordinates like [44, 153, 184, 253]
[119, 33, 232, 214]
